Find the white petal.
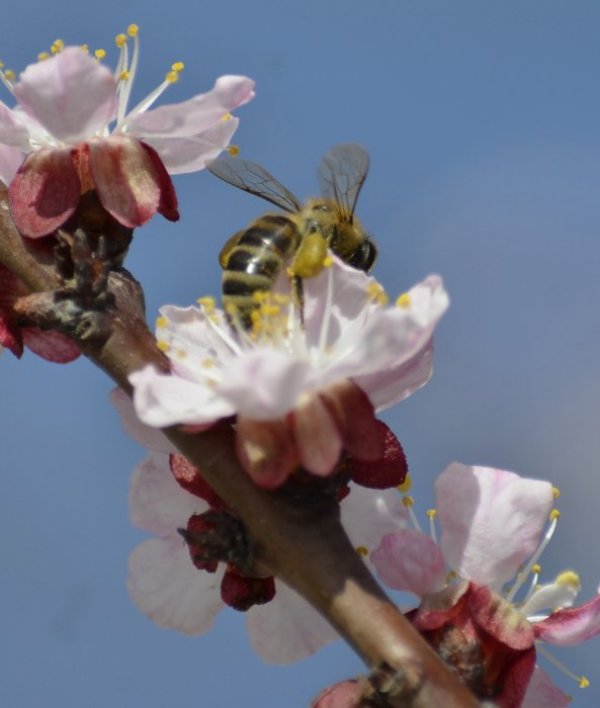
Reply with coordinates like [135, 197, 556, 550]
[246, 579, 338, 663]
[436, 463, 554, 587]
[110, 387, 175, 454]
[14, 47, 117, 143]
[0, 143, 25, 184]
[0, 102, 31, 150]
[128, 538, 225, 634]
[130, 452, 208, 535]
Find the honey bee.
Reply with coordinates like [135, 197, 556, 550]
[207, 143, 377, 328]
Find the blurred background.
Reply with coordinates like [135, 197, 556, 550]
[1, 1, 600, 705]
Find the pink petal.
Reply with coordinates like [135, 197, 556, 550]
[0, 143, 25, 185]
[0, 308, 23, 357]
[109, 387, 175, 454]
[89, 136, 179, 228]
[468, 584, 535, 650]
[130, 452, 208, 536]
[126, 75, 254, 135]
[128, 537, 225, 634]
[292, 393, 342, 476]
[246, 579, 339, 664]
[312, 681, 363, 708]
[14, 47, 117, 143]
[371, 529, 446, 596]
[340, 484, 409, 552]
[21, 327, 80, 362]
[9, 147, 80, 237]
[436, 463, 554, 588]
[534, 592, 600, 646]
[235, 416, 299, 488]
[521, 666, 571, 708]
[130, 364, 235, 427]
[140, 118, 240, 175]
[219, 349, 310, 419]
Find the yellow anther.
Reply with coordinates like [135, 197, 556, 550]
[531, 563, 541, 574]
[221, 112, 233, 121]
[51, 39, 64, 54]
[396, 292, 411, 308]
[171, 61, 184, 72]
[446, 570, 457, 582]
[550, 509, 561, 521]
[402, 495, 414, 508]
[397, 473, 412, 493]
[165, 70, 179, 84]
[156, 316, 168, 329]
[250, 309, 262, 322]
[579, 676, 590, 688]
[38, 52, 50, 61]
[426, 509, 437, 519]
[227, 145, 240, 156]
[120, 71, 131, 81]
[322, 255, 334, 268]
[552, 486, 561, 499]
[156, 340, 170, 353]
[355, 546, 369, 557]
[80, 45, 89, 54]
[197, 296, 216, 310]
[115, 33, 127, 48]
[95, 49, 106, 60]
[201, 358, 215, 368]
[4, 69, 15, 80]
[555, 570, 581, 590]
[127, 24, 139, 37]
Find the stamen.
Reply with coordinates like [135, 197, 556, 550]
[427, 509, 438, 544]
[522, 563, 541, 604]
[156, 315, 168, 329]
[397, 473, 412, 493]
[317, 261, 335, 355]
[355, 546, 369, 557]
[37, 52, 50, 61]
[94, 49, 107, 61]
[50, 39, 64, 54]
[227, 145, 240, 156]
[156, 340, 170, 353]
[537, 644, 589, 689]
[402, 495, 422, 533]
[396, 292, 411, 308]
[505, 513, 560, 603]
[116, 25, 140, 126]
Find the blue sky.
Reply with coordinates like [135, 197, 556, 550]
[2, 2, 600, 706]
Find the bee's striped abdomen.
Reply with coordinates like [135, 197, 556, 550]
[222, 214, 299, 327]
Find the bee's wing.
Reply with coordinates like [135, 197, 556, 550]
[317, 143, 370, 222]
[207, 155, 302, 213]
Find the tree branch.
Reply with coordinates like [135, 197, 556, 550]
[0, 198, 478, 706]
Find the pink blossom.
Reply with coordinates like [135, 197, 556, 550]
[130, 257, 447, 487]
[0, 27, 254, 237]
[371, 463, 598, 704]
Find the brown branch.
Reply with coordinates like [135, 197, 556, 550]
[0, 201, 477, 706]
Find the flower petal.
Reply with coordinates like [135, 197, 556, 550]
[14, 47, 117, 143]
[21, 327, 80, 362]
[235, 416, 299, 488]
[340, 484, 409, 553]
[534, 592, 600, 646]
[521, 666, 571, 708]
[109, 387, 175, 454]
[0, 308, 23, 357]
[436, 463, 554, 588]
[312, 680, 364, 708]
[246, 579, 339, 663]
[371, 529, 446, 596]
[89, 136, 179, 228]
[130, 364, 235, 427]
[130, 452, 209, 535]
[140, 118, 240, 175]
[128, 537, 225, 634]
[292, 393, 342, 476]
[0, 102, 31, 150]
[8, 147, 80, 237]
[0, 143, 25, 184]
[126, 75, 254, 136]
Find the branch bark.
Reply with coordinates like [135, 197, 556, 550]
[0, 198, 478, 706]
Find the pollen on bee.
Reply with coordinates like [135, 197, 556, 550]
[396, 292, 411, 309]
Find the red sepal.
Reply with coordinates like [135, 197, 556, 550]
[169, 453, 224, 509]
[220, 568, 276, 612]
[348, 420, 408, 489]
